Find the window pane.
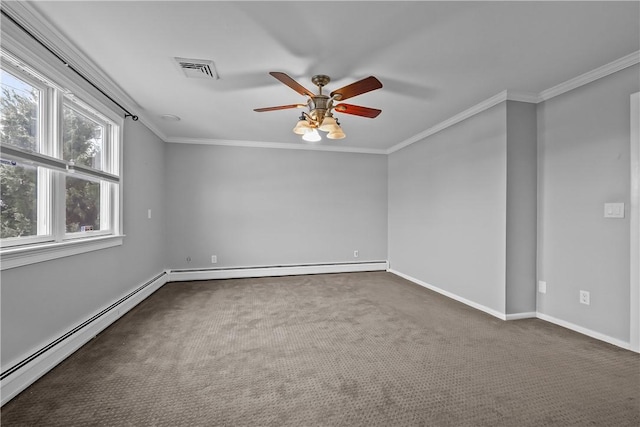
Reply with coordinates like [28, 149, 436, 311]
[0, 161, 38, 238]
[63, 105, 104, 171]
[66, 175, 101, 233]
[0, 69, 40, 152]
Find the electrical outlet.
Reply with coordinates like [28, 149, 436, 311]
[579, 290, 590, 305]
[604, 203, 625, 218]
[354, 250, 359, 258]
[538, 281, 547, 294]
[211, 255, 217, 264]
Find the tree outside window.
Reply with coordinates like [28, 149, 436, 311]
[1, 69, 105, 238]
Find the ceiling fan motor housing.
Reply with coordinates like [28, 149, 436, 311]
[308, 95, 330, 123]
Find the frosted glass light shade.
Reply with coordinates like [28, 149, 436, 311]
[293, 119, 312, 135]
[327, 127, 345, 139]
[319, 116, 339, 132]
[302, 128, 321, 142]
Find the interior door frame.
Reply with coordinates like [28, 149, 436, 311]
[630, 91, 639, 353]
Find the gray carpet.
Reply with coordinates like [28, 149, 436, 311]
[2, 272, 639, 426]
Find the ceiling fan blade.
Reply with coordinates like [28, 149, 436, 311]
[254, 104, 306, 112]
[333, 103, 382, 118]
[330, 76, 382, 101]
[269, 72, 315, 97]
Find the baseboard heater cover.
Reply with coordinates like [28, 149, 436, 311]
[169, 261, 389, 282]
[0, 271, 168, 406]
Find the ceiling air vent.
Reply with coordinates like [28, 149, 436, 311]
[174, 57, 219, 79]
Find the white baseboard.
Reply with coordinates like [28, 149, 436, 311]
[3, 266, 633, 408]
[0, 271, 169, 406]
[505, 312, 537, 320]
[168, 261, 389, 282]
[388, 269, 633, 351]
[535, 312, 631, 351]
[388, 269, 510, 320]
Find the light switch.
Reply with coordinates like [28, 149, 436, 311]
[604, 203, 625, 218]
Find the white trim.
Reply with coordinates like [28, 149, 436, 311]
[387, 90, 538, 154]
[389, 270, 633, 350]
[0, 15, 123, 128]
[0, 235, 124, 270]
[165, 137, 388, 155]
[1, 3, 139, 120]
[0, 266, 632, 407]
[0, 271, 168, 406]
[506, 90, 541, 104]
[386, 91, 509, 154]
[169, 261, 389, 282]
[388, 52, 640, 155]
[5, 0, 636, 156]
[536, 313, 630, 351]
[4, 1, 637, 156]
[505, 312, 537, 321]
[1, 2, 168, 145]
[388, 269, 508, 320]
[1, 22, 125, 267]
[539, 51, 640, 102]
[630, 92, 640, 353]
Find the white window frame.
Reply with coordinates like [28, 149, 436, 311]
[61, 98, 116, 240]
[0, 66, 54, 247]
[0, 46, 124, 270]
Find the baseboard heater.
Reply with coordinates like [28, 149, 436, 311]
[1, 271, 167, 385]
[168, 261, 389, 282]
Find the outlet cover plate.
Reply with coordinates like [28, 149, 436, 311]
[538, 281, 547, 294]
[580, 290, 590, 305]
[604, 203, 625, 218]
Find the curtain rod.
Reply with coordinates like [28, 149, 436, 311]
[0, 8, 139, 121]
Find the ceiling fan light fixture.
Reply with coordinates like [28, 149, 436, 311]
[318, 116, 339, 132]
[292, 117, 312, 135]
[255, 73, 382, 143]
[327, 127, 346, 140]
[302, 128, 321, 142]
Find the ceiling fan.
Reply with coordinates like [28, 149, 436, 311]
[254, 72, 382, 141]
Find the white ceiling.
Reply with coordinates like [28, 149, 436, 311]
[25, 1, 640, 152]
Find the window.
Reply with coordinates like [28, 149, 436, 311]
[1, 50, 122, 269]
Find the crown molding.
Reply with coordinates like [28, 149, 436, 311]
[165, 137, 388, 155]
[4, 1, 636, 155]
[0, 1, 165, 143]
[506, 90, 542, 104]
[389, 51, 639, 154]
[167, 93, 533, 155]
[539, 50, 640, 102]
[387, 91, 511, 154]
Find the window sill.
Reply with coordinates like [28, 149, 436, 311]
[0, 235, 124, 270]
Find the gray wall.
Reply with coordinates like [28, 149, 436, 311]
[388, 102, 508, 313]
[164, 144, 388, 269]
[1, 120, 166, 366]
[506, 101, 538, 315]
[537, 64, 639, 341]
